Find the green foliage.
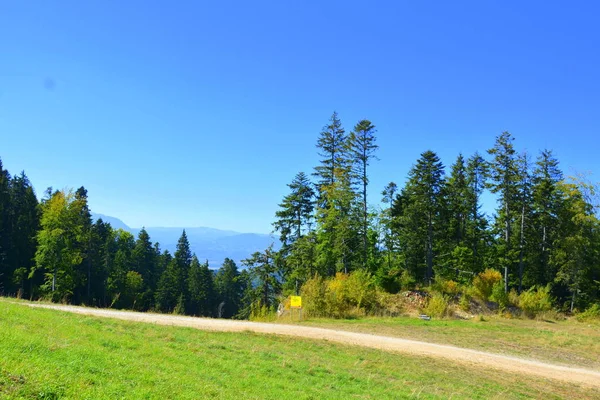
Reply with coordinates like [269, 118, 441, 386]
[473, 269, 503, 301]
[519, 285, 553, 318]
[187, 256, 214, 317]
[432, 279, 459, 296]
[490, 281, 509, 310]
[424, 293, 449, 318]
[300, 275, 327, 318]
[399, 269, 416, 290]
[214, 258, 243, 318]
[576, 303, 600, 322]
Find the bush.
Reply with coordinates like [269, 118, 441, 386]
[399, 270, 416, 290]
[345, 270, 377, 311]
[472, 269, 503, 301]
[459, 293, 471, 312]
[424, 293, 449, 318]
[490, 281, 509, 310]
[519, 285, 553, 318]
[576, 303, 600, 322]
[300, 271, 397, 319]
[433, 279, 459, 296]
[300, 275, 327, 318]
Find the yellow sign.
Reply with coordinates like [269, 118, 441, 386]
[290, 296, 302, 308]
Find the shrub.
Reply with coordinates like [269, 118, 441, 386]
[345, 269, 377, 310]
[325, 273, 351, 318]
[519, 285, 553, 318]
[490, 281, 509, 310]
[472, 269, 503, 300]
[374, 292, 405, 317]
[508, 289, 520, 307]
[424, 293, 449, 318]
[399, 270, 416, 290]
[576, 303, 600, 322]
[459, 293, 471, 312]
[433, 279, 459, 296]
[300, 275, 327, 318]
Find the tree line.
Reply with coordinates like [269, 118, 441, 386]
[0, 164, 249, 317]
[1, 112, 599, 316]
[268, 112, 599, 313]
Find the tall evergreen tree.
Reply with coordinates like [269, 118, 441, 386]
[487, 132, 521, 292]
[243, 245, 280, 310]
[73, 186, 93, 304]
[106, 229, 136, 308]
[133, 228, 158, 309]
[397, 151, 446, 284]
[515, 153, 533, 292]
[465, 152, 489, 272]
[445, 154, 475, 279]
[273, 172, 315, 248]
[89, 218, 112, 306]
[348, 119, 378, 267]
[313, 112, 348, 189]
[529, 150, 564, 286]
[8, 172, 39, 297]
[0, 159, 11, 293]
[187, 255, 214, 316]
[315, 168, 361, 275]
[215, 258, 243, 318]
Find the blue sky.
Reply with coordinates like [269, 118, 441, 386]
[1, 1, 599, 233]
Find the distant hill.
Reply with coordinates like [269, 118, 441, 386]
[90, 213, 279, 269]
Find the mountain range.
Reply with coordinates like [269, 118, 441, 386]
[91, 213, 280, 269]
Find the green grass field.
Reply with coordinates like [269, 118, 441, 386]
[292, 315, 600, 370]
[1, 299, 599, 399]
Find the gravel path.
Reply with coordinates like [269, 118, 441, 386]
[23, 303, 600, 388]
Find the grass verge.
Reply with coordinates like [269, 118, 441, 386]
[0, 299, 598, 399]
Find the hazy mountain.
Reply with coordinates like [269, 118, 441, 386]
[91, 213, 131, 231]
[90, 212, 278, 268]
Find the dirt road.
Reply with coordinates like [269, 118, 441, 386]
[23, 303, 600, 388]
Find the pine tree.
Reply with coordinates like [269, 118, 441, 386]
[348, 119, 378, 267]
[8, 172, 39, 298]
[187, 256, 215, 316]
[445, 154, 475, 279]
[398, 151, 446, 284]
[465, 152, 489, 272]
[243, 245, 280, 311]
[89, 218, 112, 306]
[315, 168, 361, 275]
[215, 258, 243, 318]
[529, 150, 564, 286]
[155, 257, 182, 313]
[515, 153, 533, 293]
[73, 187, 93, 304]
[0, 159, 11, 293]
[313, 112, 348, 189]
[487, 132, 521, 292]
[133, 228, 158, 309]
[106, 229, 135, 308]
[273, 172, 315, 248]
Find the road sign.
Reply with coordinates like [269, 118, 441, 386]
[290, 296, 302, 308]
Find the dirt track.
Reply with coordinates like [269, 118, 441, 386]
[23, 303, 600, 388]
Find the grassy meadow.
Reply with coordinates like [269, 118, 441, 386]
[1, 299, 599, 399]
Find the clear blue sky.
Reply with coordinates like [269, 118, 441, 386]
[1, 1, 599, 233]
